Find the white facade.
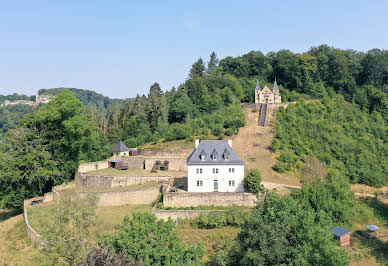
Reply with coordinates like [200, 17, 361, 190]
[114, 150, 128, 157]
[186, 140, 245, 192]
[187, 164, 244, 192]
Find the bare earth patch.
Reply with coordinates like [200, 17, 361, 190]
[233, 106, 300, 187]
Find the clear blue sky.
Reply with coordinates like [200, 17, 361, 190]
[1, 1, 387, 98]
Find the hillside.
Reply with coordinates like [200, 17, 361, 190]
[38, 88, 125, 110]
[232, 105, 300, 187]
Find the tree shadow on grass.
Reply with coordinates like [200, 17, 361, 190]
[363, 198, 388, 223]
[353, 232, 388, 264]
[0, 209, 21, 223]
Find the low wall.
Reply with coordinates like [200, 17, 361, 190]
[152, 206, 215, 221]
[143, 157, 186, 171]
[23, 199, 41, 246]
[119, 156, 187, 171]
[78, 159, 111, 173]
[75, 173, 171, 189]
[78, 185, 161, 206]
[163, 192, 257, 208]
[138, 149, 192, 157]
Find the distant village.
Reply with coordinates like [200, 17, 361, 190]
[1, 94, 52, 107]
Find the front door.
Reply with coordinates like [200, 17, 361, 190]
[214, 179, 218, 191]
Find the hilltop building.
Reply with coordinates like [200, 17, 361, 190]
[35, 94, 52, 105]
[186, 140, 245, 192]
[113, 141, 129, 156]
[255, 79, 282, 104]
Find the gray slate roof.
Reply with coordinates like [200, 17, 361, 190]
[273, 78, 279, 91]
[255, 80, 261, 90]
[331, 226, 351, 237]
[112, 141, 129, 152]
[186, 140, 244, 165]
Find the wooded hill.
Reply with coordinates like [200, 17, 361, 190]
[0, 44, 387, 209]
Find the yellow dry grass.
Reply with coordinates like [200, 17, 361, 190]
[0, 209, 48, 266]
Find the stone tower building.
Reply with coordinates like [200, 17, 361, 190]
[255, 79, 282, 104]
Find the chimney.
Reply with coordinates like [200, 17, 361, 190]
[195, 139, 200, 148]
[228, 139, 232, 148]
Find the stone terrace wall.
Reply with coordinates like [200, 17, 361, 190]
[75, 173, 171, 189]
[120, 156, 187, 171]
[143, 157, 186, 171]
[23, 199, 41, 246]
[152, 207, 216, 221]
[138, 149, 192, 157]
[78, 159, 111, 173]
[163, 192, 257, 208]
[78, 185, 161, 206]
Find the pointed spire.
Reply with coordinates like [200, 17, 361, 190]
[255, 80, 261, 90]
[273, 78, 279, 91]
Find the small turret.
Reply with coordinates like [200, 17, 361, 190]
[273, 78, 280, 95]
[255, 80, 261, 91]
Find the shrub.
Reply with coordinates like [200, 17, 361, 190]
[224, 128, 234, 136]
[194, 210, 251, 229]
[244, 168, 264, 194]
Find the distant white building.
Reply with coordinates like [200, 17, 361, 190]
[255, 79, 282, 104]
[186, 140, 245, 192]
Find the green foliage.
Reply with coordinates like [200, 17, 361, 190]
[193, 209, 251, 229]
[38, 87, 123, 110]
[243, 168, 264, 194]
[292, 172, 355, 224]
[226, 192, 349, 266]
[0, 90, 105, 209]
[273, 98, 387, 187]
[41, 191, 99, 265]
[99, 212, 204, 265]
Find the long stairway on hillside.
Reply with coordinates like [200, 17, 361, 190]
[259, 103, 268, 126]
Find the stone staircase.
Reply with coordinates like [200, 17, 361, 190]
[259, 103, 268, 126]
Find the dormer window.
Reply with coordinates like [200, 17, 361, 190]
[200, 150, 206, 161]
[211, 149, 218, 161]
[223, 149, 230, 160]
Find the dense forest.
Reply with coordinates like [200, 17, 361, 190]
[0, 45, 387, 209]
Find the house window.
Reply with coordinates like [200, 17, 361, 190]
[229, 180, 235, 186]
[197, 180, 203, 186]
[213, 168, 218, 174]
[196, 168, 203, 174]
[229, 168, 235, 173]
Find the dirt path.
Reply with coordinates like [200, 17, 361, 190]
[233, 106, 301, 188]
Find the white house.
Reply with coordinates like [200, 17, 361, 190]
[113, 141, 129, 156]
[186, 140, 245, 192]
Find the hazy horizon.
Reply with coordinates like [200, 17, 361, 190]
[1, 0, 387, 98]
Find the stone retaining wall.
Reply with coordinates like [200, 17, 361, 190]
[23, 199, 41, 246]
[78, 159, 112, 173]
[152, 205, 216, 221]
[120, 156, 187, 171]
[78, 185, 161, 207]
[138, 149, 192, 157]
[163, 191, 257, 208]
[75, 173, 171, 189]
